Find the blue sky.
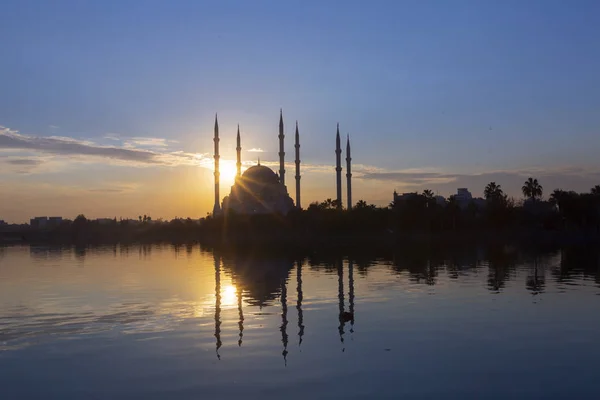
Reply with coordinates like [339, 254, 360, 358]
[1, 0, 600, 222]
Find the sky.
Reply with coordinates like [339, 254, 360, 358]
[1, 0, 599, 223]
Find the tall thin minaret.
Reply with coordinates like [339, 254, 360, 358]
[294, 121, 301, 209]
[335, 124, 342, 209]
[236, 124, 242, 178]
[346, 134, 352, 210]
[278, 109, 285, 186]
[213, 114, 221, 215]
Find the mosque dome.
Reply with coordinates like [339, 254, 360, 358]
[241, 165, 280, 185]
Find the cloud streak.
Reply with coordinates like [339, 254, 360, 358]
[0, 126, 208, 168]
[247, 148, 264, 153]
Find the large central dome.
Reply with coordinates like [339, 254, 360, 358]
[241, 165, 280, 185]
[221, 163, 294, 215]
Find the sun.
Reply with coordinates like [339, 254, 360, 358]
[219, 161, 237, 183]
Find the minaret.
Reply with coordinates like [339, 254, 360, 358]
[335, 124, 342, 209]
[236, 124, 242, 179]
[346, 134, 352, 210]
[294, 121, 301, 209]
[278, 109, 285, 186]
[213, 114, 221, 215]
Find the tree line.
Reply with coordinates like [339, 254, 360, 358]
[12, 177, 600, 244]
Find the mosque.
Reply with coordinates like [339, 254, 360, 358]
[212, 110, 353, 215]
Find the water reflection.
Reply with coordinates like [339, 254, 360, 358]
[296, 260, 304, 347]
[214, 252, 222, 360]
[280, 275, 289, 365]
[237, 284, 244, 347]
[1, 243, 600, 357]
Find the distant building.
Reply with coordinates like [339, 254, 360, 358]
[30, 217, 48, 229]
[48, 217, 63, 228]
[96, 218, 115, 225]
[434, 195, 446, 206]
[456, 188, 473, 203]
[392, 191, 419, 204]
[453, 188, 486, 210]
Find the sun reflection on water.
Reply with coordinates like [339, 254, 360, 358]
[221, 284, 237, 307]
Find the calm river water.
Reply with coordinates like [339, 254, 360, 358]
[1, 244, 599, 399]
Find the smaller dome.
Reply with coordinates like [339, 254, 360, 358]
[241, 165, 280, 185]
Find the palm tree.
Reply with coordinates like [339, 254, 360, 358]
[591, 185, 600, 196]
[446, 195, 460, 230]
[355, 200, 368, 209]
[522, 177, 543, 201]
[484, 182, 503, 201]
[549, 189, 566, 207]
[422, 189, 434, 200]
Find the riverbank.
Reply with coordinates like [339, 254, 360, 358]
[3, 227, 599, 249]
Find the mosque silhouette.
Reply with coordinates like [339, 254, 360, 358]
[211, 110, 353, 215]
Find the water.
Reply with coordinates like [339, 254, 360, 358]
[1, 244, 599, 399]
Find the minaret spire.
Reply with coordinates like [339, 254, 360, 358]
[213, 114, 221, 215]
[236, 124, 242, 178]
[346, 134, 352, 210]
[278, 109, 285, 186]
[294, 121, 301, 209]
[335, 123, 342, 209]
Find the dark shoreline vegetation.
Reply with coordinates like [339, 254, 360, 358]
[3, 182, 600, 248]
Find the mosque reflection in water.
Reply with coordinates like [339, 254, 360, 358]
[212, 252, 356, 362]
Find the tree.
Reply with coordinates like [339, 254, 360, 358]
[355, 200, 369, 209]
[484, 182, 504, 201]
[549, 189, 567, 207]
[446, 195, 460, 230]
[73, 214, 88, 230]
[522, 177, 543, 201]
[320, 198, 336, 210]
[591, 185, 600, 196]
[422, 189, 434, 200]
[138, 215, 142, 222]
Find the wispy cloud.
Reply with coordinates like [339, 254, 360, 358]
[126, 137, 175, 148]
[247, 148, 264, 153]
[0, 156, 52, 174]
[104, 133, 121, 141]
[6, 158, 44, 166]
[0, 125, 208, 168]
[360, 170, 458, 185]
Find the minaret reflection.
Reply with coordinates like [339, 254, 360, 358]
[237, 285, 244, 347]
[296, 260, 305, 347]
[214, 252, 222, 360]
[337, 259, 346, 349]
[348, 259, 355, 333]
[280, 277, 289, 365]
